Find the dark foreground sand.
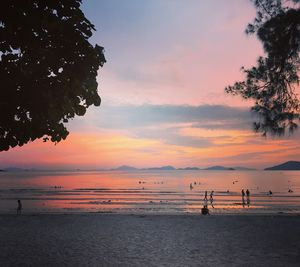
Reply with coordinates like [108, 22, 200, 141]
[0, 214, 300, 267]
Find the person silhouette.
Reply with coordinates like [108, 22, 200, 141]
[201, 190, 210, 215]
[210, 191, 214, 208]
[17, 200, 22, 214]
[190, 183, 193, 190]
[201, 194, 209, 215]
[246, 189, 250, 207]
[241, 189, 245, 207]
[201, 204, 209, 215]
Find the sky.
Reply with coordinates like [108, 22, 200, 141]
[1, 0, 300, 169]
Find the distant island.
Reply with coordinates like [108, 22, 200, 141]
[1, 167, 35, 172]
[111, 165, 176, 171]
[177, 167, 200, 170]
[1, 165, 258, 172]
[110, 165, 138, 171]
[265, 161, 300, 170]
[203, 166, 235, 171]
[233, 167, 256, 171]
[110, 165, 254, 171]
[10, 162, 300, 171]
[142, 166, 176, 171]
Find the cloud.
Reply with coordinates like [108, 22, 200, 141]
[133, 125, 213, 148]
[71, 103, 252, 129]
[68, 103, 255, 148]
[209, 144, 300, 168]
[66, 103, 300, 166]
[3, 104, 299, 169]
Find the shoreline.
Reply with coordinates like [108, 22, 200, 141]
[1, 210, 300, 216]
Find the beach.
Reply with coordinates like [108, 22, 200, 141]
[1, 170, 300, 266]
[1, 213, 300, 266]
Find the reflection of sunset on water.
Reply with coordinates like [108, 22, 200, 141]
[0, 170, 300, 214]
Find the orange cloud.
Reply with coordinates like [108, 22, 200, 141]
[0, 127, 299, 169]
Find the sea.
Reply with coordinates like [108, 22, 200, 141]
[0, 170, 299, 214]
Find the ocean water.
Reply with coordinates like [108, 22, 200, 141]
[0, 170, 299, 214]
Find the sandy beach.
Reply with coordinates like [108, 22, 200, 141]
[0, 213, 299, 267]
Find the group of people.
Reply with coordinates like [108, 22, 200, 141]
[241, 189, 250, 207]
[202, 188, 252, 214]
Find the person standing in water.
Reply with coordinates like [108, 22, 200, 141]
[203, 191, 208, 208]
[246, 189, 250, 207]
[190, 183, 193, 190]
[210, 191, 214, 208]
[241, 189, 245, 207]
[17, 200, 22, 214]
[201, 191, 209, 215]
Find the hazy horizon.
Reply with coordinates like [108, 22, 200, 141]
[2, 160, 299, 171]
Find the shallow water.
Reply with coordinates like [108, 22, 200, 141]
[0, 170, 299, 214]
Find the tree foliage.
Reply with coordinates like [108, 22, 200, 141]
[0, 0, 106, 151]
[225, 0, 300, 136]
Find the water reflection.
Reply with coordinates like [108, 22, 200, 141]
[0, 170, 299, 214]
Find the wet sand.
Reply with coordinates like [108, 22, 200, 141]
[0, 214, 299, 266]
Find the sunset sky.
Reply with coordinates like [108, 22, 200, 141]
[1, 0, 300, 169]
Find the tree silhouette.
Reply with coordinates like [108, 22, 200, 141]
[0, 0, 106, 151]
[226, 0, 300, 136]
